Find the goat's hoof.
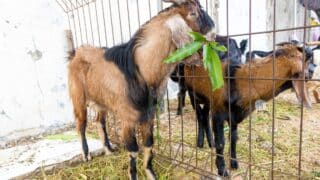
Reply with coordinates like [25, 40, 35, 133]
[230, 159, 239, 169]
[218, 169, 229, 177]
[104, 147, 114, 155]
[82, 153, 92, 162]
[105, 144, 117, 155]
[197, 143, 204, 148]
[145, 168, 157, 180]
[208, 141, 216, 148]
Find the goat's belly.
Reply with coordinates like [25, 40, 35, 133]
[87, 100, 106, 112]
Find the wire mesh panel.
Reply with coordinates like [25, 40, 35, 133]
[56, 0, 320, 179]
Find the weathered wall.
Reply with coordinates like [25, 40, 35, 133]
[0, 0, 72, 144]
[217, 0, 307, 51]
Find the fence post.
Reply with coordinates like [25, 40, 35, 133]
[65, 29, 75, 51]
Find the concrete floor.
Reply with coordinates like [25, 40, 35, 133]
[0, 131, 102, 179]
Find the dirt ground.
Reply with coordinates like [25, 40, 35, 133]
[31, 90, 320, 179]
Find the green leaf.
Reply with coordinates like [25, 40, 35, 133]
[209, 41, 218, 47]
[202, 44, 210, 70]
[164, 41, 203, 63]
[203, 46, 224, 90]
[188, 32, 207, 42]
[210, 50, 224, 90]
[213, 45, 227, 52]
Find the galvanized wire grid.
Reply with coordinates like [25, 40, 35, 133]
[56, 0, 320, 179]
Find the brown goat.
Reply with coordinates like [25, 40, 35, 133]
[184, 43, 312, 176]
[68, 0, 215, 179]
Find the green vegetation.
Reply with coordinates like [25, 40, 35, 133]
[164, 32, 227, 90]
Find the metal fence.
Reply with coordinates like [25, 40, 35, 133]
[56, 0, 320, 179]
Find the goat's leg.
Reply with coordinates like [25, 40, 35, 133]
[75, 108, 91, 162]
[212, 114, 228, 177]
[140, 120, 157, 180]
[313, 89, 320, 103]
[69, 74, 90, 161]
[230, 124, 239, 169]
[202, 104, 215, 148]
[195, 104, 205, 148]
[122, 121, 139, 180]
[177, 84, 187, 115]
[96, 110, 114, 155]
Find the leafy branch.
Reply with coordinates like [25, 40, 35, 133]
[164, 32, 227, 90]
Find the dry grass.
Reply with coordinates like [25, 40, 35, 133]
[33, 91, 320, 179]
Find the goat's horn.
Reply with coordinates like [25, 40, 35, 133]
[306, 41, 320, 46]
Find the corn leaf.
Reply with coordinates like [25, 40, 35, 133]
[213, 45, 227, 52]
[203, 45, 224, 90]
[210, 50, 224, 90]
[164, 41, 203, 63]
[209, 41, 218, 47]
[188, 32, 207, 42]
[203, 44, 210, 70]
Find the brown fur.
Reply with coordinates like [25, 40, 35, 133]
[185, 44, 309, 112]
[68, 1, 214, 179]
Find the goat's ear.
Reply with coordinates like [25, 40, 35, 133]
[165, 14, 193, 48]
[239, 39, 248, 55]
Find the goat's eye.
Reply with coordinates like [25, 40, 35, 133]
[190, 12, 197, 16]
[292, 73, 300, 78]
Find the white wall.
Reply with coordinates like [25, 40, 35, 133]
[0, 0, 72, 144]
[217, 0, 307, 51]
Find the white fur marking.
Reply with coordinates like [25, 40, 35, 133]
[165, 15, 192, 48]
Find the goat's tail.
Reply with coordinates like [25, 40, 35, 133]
[67, 49, 76, 61]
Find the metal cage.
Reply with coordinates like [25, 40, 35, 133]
[56, 0, 320, 179]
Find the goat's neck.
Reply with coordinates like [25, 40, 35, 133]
[236, 58, 291, 108]
[134, 21, 179, 97]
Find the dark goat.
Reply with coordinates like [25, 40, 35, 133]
[170, 36, 248, 148]
[184, 43, 313, 176]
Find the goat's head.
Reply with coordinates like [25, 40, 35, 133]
[276, 43, 313, 108]
[163, 0, 215, 40]
[162, 0, 215, 65]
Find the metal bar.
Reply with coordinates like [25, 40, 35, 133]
[86, 1, 95, 45]
[166, 87, 172, 158]
[180, 75, 320, 81]
[298, 4, 308, 179]
[226, 0, 232, 176]
[66, 0, 78, 48]
[136, 0, 141, 26]
[56, 0, 68, 13]
[101, 0, 108, 46]
[148, 0, 152, 20]
[108, 0, 115, 45]
[94, 0, 101, 46]
[67, 0, 95, 13]
[248, 0, 253, 178]
[81, 0, 89, 44]
[271, 0, 277, 178]
[117, 0, 124, 43]
[126, 0, 132, 37]
[220, 25, 320, 38]
[74, 0, 83, 44]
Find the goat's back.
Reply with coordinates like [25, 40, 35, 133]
[68, 46, 137, 118]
